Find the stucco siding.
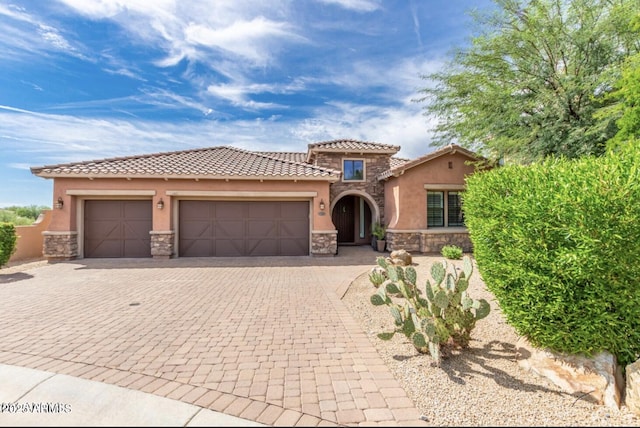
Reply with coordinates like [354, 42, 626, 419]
[383, 152, 477, 230]
[48, 178, 333, 232]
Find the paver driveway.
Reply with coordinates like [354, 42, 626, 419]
[0, 247, 427, 427]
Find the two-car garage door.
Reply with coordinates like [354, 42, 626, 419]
[83, 199, 310, 258]
[178, 200, 309, 257]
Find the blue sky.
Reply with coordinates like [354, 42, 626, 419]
[0, 0, 494, 208]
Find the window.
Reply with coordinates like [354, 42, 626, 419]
[448, 191, 464, 226]
[427, 190, 465, 227]
[427, 191, 444, 227]
[343, 159, 364, 181]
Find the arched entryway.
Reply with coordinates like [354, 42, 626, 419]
[331, 192, 378, 246]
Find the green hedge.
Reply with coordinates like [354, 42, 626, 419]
[0, 223, 17, 268]
[462, 145, 640, 366]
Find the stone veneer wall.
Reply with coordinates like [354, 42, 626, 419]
[42, 231, 78, 260]
[386, 230, 473, 254]
[421, 232, 472, 253]
[386, 231, 421, 252]
[312, 153, 391, 222]
[311, 231, 337, 256]
[150, 231, 174, 259]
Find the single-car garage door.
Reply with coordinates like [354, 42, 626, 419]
[179, 200, 309, 257]
[84, 200, 152, 258]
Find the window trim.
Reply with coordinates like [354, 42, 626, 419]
[342, 158, 365, 182]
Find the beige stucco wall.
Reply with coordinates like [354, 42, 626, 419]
[46, 177, 335, 233]
[9, 210, 52, 262]
[383, 152, 479, 230]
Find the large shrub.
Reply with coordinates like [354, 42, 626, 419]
[0, 223, 17, 268]
[462, 145, 640, 366]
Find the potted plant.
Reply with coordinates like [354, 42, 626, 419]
[371, 222, 386, 252]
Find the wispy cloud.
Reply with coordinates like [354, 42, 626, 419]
[0, 103, 435, 167]
[0, 3, 90, 61]
[314, 0, 382, 12]
[58, 0, 304, 71]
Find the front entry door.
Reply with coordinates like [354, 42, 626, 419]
[333, 195, 355, 243]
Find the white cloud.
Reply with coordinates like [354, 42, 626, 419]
[184, 17, 302, 65]
[0, 3, 89, 61]
[57, 0, 303, 71]
[206, 82, 289, 109]
[314, 0, 382, 12]
[0, 101, 437, 167]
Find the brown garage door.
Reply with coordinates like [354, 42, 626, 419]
[179, 200, 309, 257]
[84, 200, 152, 258]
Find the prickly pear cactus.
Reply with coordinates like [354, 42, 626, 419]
[369, 254, 490, 365]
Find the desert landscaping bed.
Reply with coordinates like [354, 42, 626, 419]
[341, 253, 640, 427]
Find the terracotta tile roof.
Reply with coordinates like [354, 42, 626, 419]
[389, 156, 410, 169]
[377, 144, 485, 180]
[255, 151, 307, 163]
[31, 146, 340, 181]
[307, 139, 400, 154]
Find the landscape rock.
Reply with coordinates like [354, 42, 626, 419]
[515, 336, 624, 410]
[388, 249, 412, 266]
[626, 359, 640, 417]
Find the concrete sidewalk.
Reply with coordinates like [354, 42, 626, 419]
[0, 364, 266, 427]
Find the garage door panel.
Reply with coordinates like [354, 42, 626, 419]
[123, 221, 152, 240]
[281, 202, 309, 218]
[215, 239, 246, 257]
[249, 203, 277, 218]
[181, 221, 212, 239]
[280, 239, 307, 256]
[123, 240, 151, 257]
[215, 202, 244, 218]
[247, 239, 278, 256]
[179, 239, 212, 257]
[86, 240, 122, 258]
[87, 222, 120, 240]
[216, 220, 244, 237]
[281, 220, 307, 237]
[179, 200, 309, 257]
[84, 200, 151, 258]
[248, 220, 276, 237]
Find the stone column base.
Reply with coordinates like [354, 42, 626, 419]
[311, 231, 338, 256]
[150, 230, 175, 258]
[42, 231, 78, 260]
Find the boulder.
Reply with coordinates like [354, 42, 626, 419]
[515, 337, 624, 410]
[389, 249, 412, 266]
[626, 359, 640, 417]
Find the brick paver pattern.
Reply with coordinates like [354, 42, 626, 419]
[0, 249, 428, 427]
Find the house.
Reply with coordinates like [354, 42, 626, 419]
[30, 139, 486, 260]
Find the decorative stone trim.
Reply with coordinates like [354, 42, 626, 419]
[42, 231, 78, 260]
[386, 229, 473, 254]
[150, 230, 174, 259]
[386, 231, 420, 252]
[421, 231, 472, 253]
[311, 230, 338, 256]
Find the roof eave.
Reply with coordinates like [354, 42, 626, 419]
[32, 172, 340, 182]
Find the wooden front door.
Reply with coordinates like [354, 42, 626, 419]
[332, 195, 355, 243]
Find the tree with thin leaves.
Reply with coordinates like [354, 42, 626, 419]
[418, 0, 640, 163]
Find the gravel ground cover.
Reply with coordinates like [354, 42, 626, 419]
[341, 253, 640, 427]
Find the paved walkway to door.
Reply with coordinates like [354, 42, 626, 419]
[0, 246, 428, 426]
